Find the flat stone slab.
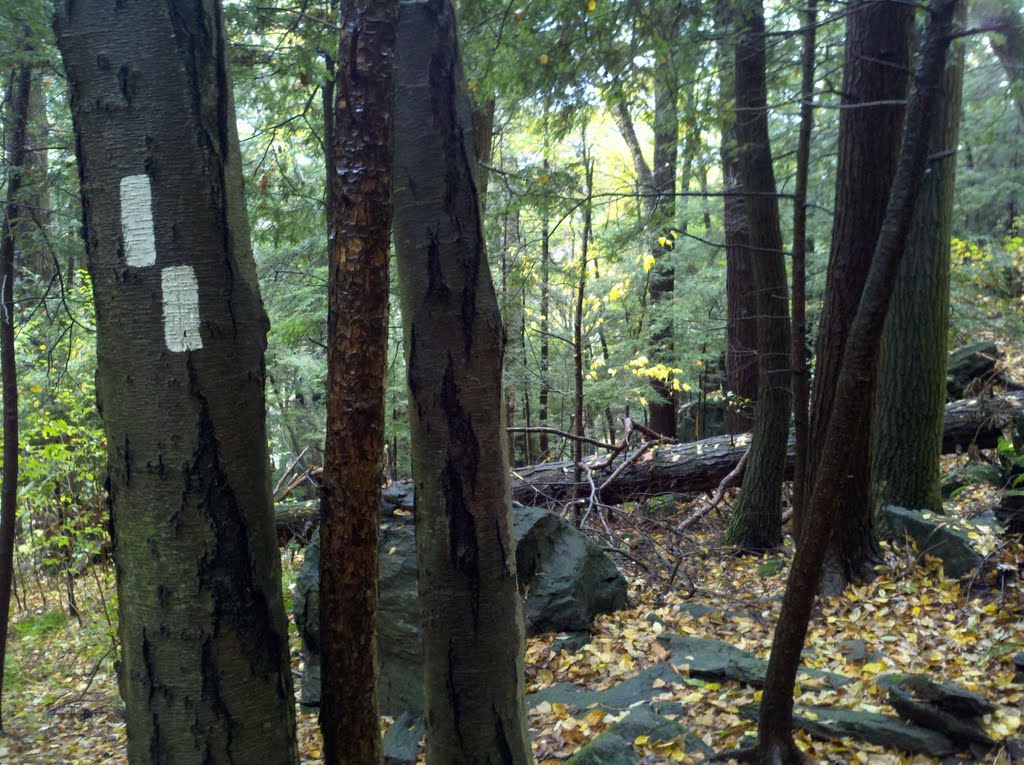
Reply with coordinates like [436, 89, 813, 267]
[740, 704, 955, 758]
[879, 505, 983, 578]
[566, 706, 712, 764]
[877, 672, 994, 717]
[528, 662, 679, 713]
[656, 633, 851, 689]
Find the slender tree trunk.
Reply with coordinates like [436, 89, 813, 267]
[539, 186, 551, 458]
[646, 23, 679, 438]
[756, 7, 960, 761]
[872, 4, 964, 517]
[54, 4, 298, 762]
[393, 2, 532, 762]
[790, 0, 817, 537]
[806, 0, 913, 587]
[0, 61, 31, 731]
[720, 0, 791, 551]
[573, 156, 594, 482]
[319, 1, 396, 762]
[716, 5, 759, 435]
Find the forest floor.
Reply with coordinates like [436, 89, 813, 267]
[0, 468, 1021, 765]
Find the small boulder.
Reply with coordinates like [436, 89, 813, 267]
[515, 505, 628, 634]
[878, 506, 983, 578]
[566, 706, 712, 764]
[294, 496, 629, 714]
[947, 341, 999, 398]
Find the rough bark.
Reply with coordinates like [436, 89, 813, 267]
[720, 0, 791, 551]
[872, 6, 964, 517]
[757, 5, 960, 761]
[54, 4, 298, 763]
[790, 0, 817, 537]
[0, 61, 32, 731]
[319, 1, 396, 762]
[716, 5, 759, 435]
[806, 0, 913, 583]
[393, 2, 532, 763]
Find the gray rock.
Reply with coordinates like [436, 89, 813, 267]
[740, 704, 955, 758]
[886, 688, 994, 748]
[515, 505, 628, 634]
[879, 506, 983, 578]
[565, 731, 635, 765]
[942, 462, 1004, 498]
[1014, 651, 1024, 682]
[656, 632, 850, 689]
[947, 341, 999, 398]
[876, 673, 994, 717]
[527, 663, 679, 714]
[294, 499, 629, 714]
[565, 706, 712, 764]
[382, 712, 424, 765]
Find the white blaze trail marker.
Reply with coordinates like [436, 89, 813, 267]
[161, 265, 203, 352]
[120, 173, 205, 353]
[120, 174, 157, 267]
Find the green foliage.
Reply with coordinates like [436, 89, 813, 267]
[15, 275, 107, 576]
[949, 235, 1024, 342]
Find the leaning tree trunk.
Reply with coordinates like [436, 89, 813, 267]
[872, 6, 964, 517]
[54, 4, 298, 763]
[0, 60, 32, 731]
[806, 0, 913, 587]
[319, 1, 396, 762]
[756, 4, 960, 762]
[720, 0, 791, 551]
[393, 2, 532, 763]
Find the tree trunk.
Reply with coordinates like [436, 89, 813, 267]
[539, 168, 551, 458]
[54, 5, 298, 763]
[646, 15, 680, 439]
[790, 0, 817, 537]
[716, 5, 759, 435]
[806, 0, 913, 585]
[393, 2, 532, 763]
[573, 155, 594, 482]
[319, 1, 396, 762]
[985, 2, 1024, 126]
[872, 4, 964, 517]
[0, 61, 32, 731]
[720, 0, 791, 551]
[6, 71, 52, 280]
[757, 4, 960, 760]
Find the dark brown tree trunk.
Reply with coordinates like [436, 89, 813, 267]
[872, 4, 964, 517]
[54, 4, 298, 762]
[720, 0, 791, 551]
[806, 0, 913, 586]
[716, 4, 759, 435]
[790, 0, 817, 537]
[0, 61, 32, 732]
[319, 1, 396, 762]
[6, 72, 52, 279]
[756, 5, 960, 761]
[393, 1, 532, 762]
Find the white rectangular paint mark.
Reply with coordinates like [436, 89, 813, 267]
[161, 266, 203, 352]
[120, 175, 157, 267]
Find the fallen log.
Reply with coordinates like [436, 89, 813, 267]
[276, 390, 1024, 537]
